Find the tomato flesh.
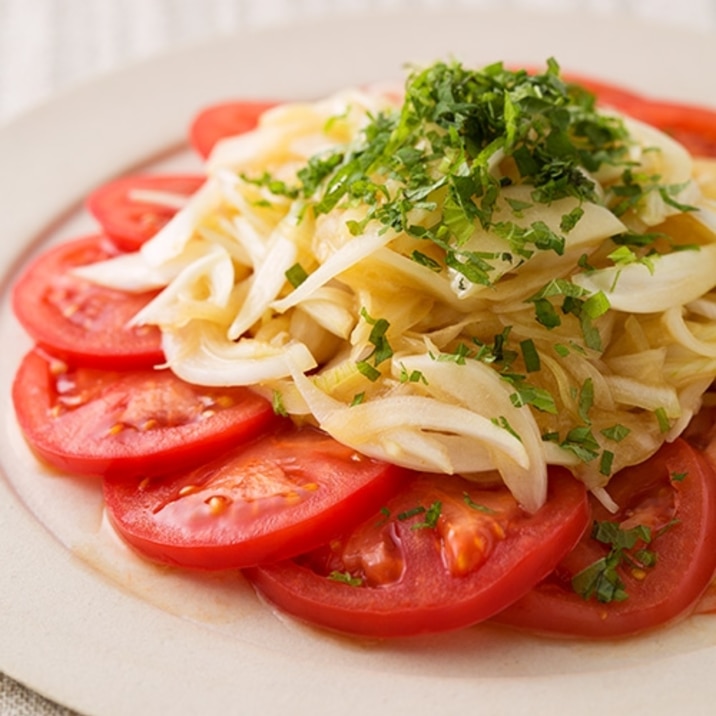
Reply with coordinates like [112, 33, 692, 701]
[245, 469, 589, 638]
[493, 440, 716, 638]
[12, 234, 163, 369]
[12, 348, 277, 479]
[103, 426, 407, 570]
[189, 101, 277, 158]
[86, 174, 205, 251]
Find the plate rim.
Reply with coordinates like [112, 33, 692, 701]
[3, 8, 716, 715]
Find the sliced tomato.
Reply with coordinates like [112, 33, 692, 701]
[12, 348, 277, 479]
[86, 174, 205, 251]
[103, 426, 407, 570]
[189, 100, 277, 158]
[493, 439, 716, 638]
[245, 469, 589, 638]
[11, 234, 163, 369]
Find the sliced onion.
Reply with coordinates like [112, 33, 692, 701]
[572, 245, 716, 313]
[162, 321, 316, 386]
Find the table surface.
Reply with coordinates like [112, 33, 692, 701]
[2, 1, 716, 713]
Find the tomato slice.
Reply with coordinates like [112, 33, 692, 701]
[245, 469, 589, 638]
[12, 348, 277, 479]
[189, 100, 277, 158]
[11, 234, 163, 369]
[493, 440, 716, 638]
[103, 426, 407, 570]
[86, 174, 205, 251]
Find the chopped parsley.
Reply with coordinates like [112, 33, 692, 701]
[328, 570, 363, 587]
[355, 307, 394, 381]
[285, 262, 309, 288]
[572, 521, 658, 603]
[248, 58, 695, 478]
[271, 390, 288, 417]
[268, 58, 633, 291]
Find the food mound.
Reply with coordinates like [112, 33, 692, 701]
[12, 59, 716, 639]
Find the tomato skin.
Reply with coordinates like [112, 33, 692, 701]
[11, 234, 163, 369]
[493, 440, 716, 638]
[86, 174, 205, 251]
[103, 426, 408, 570]
[12, 348, 277, 479]
[189, 100, 277, 158]
[245, 469, 589, 638]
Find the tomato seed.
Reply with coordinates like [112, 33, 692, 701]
[107, 423, 125, 436]
[206, 495, 231, 515]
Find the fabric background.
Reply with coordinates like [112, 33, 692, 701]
[1, 1, 715, 713]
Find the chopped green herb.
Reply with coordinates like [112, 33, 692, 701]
[359, 308, 394, 366]
[577, 378, 594, 423]
[397, 505, 427, 521]
[560, 425, 601, 462]
[374, 505, 392, 527]
[284, 262, 309, 288]
[655, 407, 671, 433]
[582, 291, 610, 319]
[572, 521, 656, 603]
[508, 379, 558, 414]
[492, 416, 522, 442]
[601, 424, 631, 442]
[599, 449, 615, 476]
[240, 170, 300, 199]
[261, 59, 633, 293]
[519, 338, 541, 373]
[356, 360, 381, 382]
[412, 500, 443, 530]
[399, 364, 428, 384]
[410, 250, 442, 271]
[463, 492, 497, 514]
[328, 571, 364, 587]
[271, 390, 288, 417]
[553, 343, 571, 357]
[560, 205, 585, 233]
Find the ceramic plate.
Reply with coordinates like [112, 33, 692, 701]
[2, 8, 716, 715]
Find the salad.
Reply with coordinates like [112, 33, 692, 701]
[11, 58, 716, 639]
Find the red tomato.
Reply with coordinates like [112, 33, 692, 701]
[12, 348, 277, 479]
[86, 174, 205, 251]
[245, 469, 589, 638]
[189, 101, 277, 158]
[11, 234, 163, 369]
[493, 440, 716, 638]
[103, 426, 407, 570]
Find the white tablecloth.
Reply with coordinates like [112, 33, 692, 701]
[1, 1, 715, 713]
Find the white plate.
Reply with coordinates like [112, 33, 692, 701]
[2, 8, 716, 715]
